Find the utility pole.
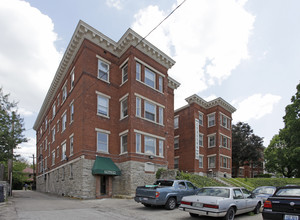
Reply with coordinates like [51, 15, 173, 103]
[30, 154, 36, 190]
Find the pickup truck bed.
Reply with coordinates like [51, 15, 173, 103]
[134, 180, 199, 210]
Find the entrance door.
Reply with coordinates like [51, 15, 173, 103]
[100, 176, 107, 195]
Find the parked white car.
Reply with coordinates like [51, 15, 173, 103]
[179, 187, 262, 220]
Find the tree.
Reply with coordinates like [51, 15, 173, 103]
[232, 122, 265, 177]
[264, 135, 297, 177]
[0, 88, 27, 163]
[12, 158, 29, 190]
[265, 82, 300, 177]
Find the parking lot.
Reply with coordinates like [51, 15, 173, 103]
[0, 190, 262, 220]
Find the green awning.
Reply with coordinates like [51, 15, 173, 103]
[92, 156, 121, 176]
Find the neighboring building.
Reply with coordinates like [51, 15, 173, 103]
[33, 20, 180, 199]
[232, 161, 265, 178]
[23, 167, 34, 183]
[174, 94, 236, 178]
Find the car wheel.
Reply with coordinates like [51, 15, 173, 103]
[223, 207, 235, 220]
[253, 202, 261, 214]
[165, 197, 176, 210]
[189, 213, 199, 217]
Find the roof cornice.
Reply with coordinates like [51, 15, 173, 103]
[184, 94, 236, 113]
[34, 20, 176, 130]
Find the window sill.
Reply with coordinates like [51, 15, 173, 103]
[120, 80, 128, 87]
[120, 115, 128, 121]
[97, 77, 110, 84]
[97, 113, 110, 119]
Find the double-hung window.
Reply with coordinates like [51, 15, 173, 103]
[70, 102, 74, 123]
[121, 134, 128, 154]
[97, 131, 109, 153]
[52, 127, 56, 142]
[158, 76, 163, 92]
[199, 112, 203, 126]
[62, 142, 66, 160]
[122, 64, 128, 84]
[120, 97, 128, 119]
[136, 62, 141, 81]
[158, 107, 163, 125]
[62, 84, 67, 103]
[174, 137, 179, 149]
[62, 112, 67, 132]
[52, 103, 56, 119]
[208, 113, 216, 127]
[199, 156, 203, 168]
[136, 97, 141, 117]
[98, 59, 110, 82]
[199, 133, 204, 147]
[136, 133, 141, 153]
[208, 134, 216, 148]
[159, 140, 164, 157]
[52, 151, 55, 166]
[70, 135, 74, 156]
[174, 116, 179, 129]
[70, 70, 75, 90]
[97, 93, 110, 117]
[144, 136, 156, 155]
[145, 101, 156, 122]
[144, 68, 155, 89]
[208, 156, 216, 168]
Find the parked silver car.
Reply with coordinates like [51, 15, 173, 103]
[179, 187, 262, 220]
[252, 186, 276, 203]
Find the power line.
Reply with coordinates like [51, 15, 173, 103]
[135, 0, 187, 48]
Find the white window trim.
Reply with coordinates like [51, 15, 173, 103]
[135, 93, 165, 108]
[136, 133, 142, 154]
[121, 63, 129, 85]
[96, 55, 111, 83]
[207, 112, 216, 127]
[208, 133, 216, 148]
[199, 133, 204, 147]
[96, 91, 111, 118]
[69, 133, 74, 156]
[199, 155, 204, 168]
[198, 111, 204, 126]
[220, 113, 231, 130]
[120, 131, 128, 155]
[69, 100, 74, 124]
[220, 133, 231, 149]
[62, 80, 68, 104]
[96, 130, 109, 154]
[174, 136, 180, 150]
[144, 135, 156, 156]
[61, 110, 67, 133]
[174, 115, 179, 129]
[134, 57, 165, 78]
[207, 154, 216, 168]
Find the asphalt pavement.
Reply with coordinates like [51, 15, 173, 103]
[0, 190, 263, 220]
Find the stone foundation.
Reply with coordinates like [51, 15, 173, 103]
[37, 157, 167, 199]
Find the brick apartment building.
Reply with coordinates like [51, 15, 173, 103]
[174, 94, 236, 178]
[33, 20, 180, 199]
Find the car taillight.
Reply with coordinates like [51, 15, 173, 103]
[181, 201, 192, 205]
[155, 191, 160, 198]
[203, 204, 219, 209]
[264, 200, 272, 209]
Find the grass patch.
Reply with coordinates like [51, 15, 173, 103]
[176, 172, 226, 188]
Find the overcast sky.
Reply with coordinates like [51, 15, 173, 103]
[0, 0, 299, 163]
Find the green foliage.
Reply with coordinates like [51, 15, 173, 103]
[265, 83, 300, 177]
[12, 159, 28, 189]
[176, 172, 225, 188]
[232, 178, 300, 189]
[0, 88, 27, 163]
[232, 122, 265, 177]
[156, 168, 166, 179]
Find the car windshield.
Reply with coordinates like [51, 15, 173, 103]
[253, 187, 275, 195]
[154, 180, 174, 187]
[275, 188, 300, 196]
[197, 188, 230, 198]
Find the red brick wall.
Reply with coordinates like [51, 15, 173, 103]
[36, 39, 175, 172]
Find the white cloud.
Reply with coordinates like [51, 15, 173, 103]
[131, 0, 255, 108]
[106, 0, 123, 10]
[233, 94, 281, 122]
[0, 0, 62, 114]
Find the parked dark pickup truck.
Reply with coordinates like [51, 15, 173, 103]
[134, 179, 199, 210]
